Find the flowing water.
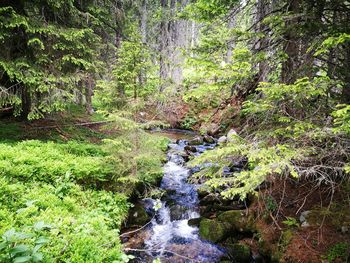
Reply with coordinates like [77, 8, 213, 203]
[126, 134, 225, 263]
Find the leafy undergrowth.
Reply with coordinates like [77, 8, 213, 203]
[0, 108, 169, 262]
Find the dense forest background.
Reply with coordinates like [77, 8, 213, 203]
[0, 0, 350, 262]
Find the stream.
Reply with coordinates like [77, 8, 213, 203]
[124, 131, 225, 262]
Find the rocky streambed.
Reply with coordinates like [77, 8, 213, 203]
[121, 131, 260, 263]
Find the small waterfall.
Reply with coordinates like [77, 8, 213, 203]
[126, 137, 224, 263]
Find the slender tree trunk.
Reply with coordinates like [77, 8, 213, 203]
[21, 85, 31, 119]
[256, 0, 270, 82]
[85, 76, 94, 115]
[281, 0, 301, 84]
[140, 0, 147, 43]
[159, 0, 169, 92]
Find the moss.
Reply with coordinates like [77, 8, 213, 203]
[199, 218, 228, 243]
[280, 229, 294, 248]
[228, 243, 251, 263]
[217, 210, 256, 233]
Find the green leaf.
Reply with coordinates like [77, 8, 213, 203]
[10, 244, 30, 255]
[33, 221, 51, 231]
[35, 236, 49, 245]
[13, 256, 32, 263]
[32, 252, 43, 262]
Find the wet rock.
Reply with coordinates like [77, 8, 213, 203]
[184, 145, 197, 153]
[170, 205, 189, 220]
[227, 243, 251, 263]
[188, 218, 201, 227]
[218, 136, 227, 144]
[252, 253, 265, 263]
[199, 218, 228, 243]
[141, 198, 157, 216]
[203, 134, 215, 144]
[188, 136, 204, 145]
[127, 203, 151, 226]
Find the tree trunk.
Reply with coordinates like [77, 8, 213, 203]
[159, 0, 169, 92]
[21, 85, 31, 119]
[256, 0, 270, 82]
[85, 76, 94, 115]
[281, 0, 301, 84]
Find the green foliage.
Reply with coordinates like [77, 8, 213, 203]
[184, 46, 253, 108]
[94, 23, 159, 111]
[181, 114, 198, 130]
[0, 1, 117, 119]
[0, 177, 130, 262]
[282, 217, 299, 228]
[242, 77, 332, 139]
[0, 110, 169, 261]
[0, 227, 49, 263]
[315, 33, 350, 55]
[0, 140, 112, 183]
[265, 196, 278, 213]
[183, 0, 239, 21]
[332, 104, 350, 135]
[325, 242, 349, 262]
[190, 134, 300, 199]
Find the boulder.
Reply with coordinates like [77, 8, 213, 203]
[217, 210, 256, 233]
[299, 210, 312, 227]
[201, 123, 220, 136]
[169, 205, 189, 221]
[184, 145, 197, 153]
[227, 243, 251, 263]
[127, 203, 151, 226]
[188, 217, 201, 227]
[188, 136, 204, 145]
[199, 218, 229, 243]
[227, 129, 238, 142]
[341, 226, 349, 234]
[218, 136, 227, 144]
[203, 134, 215, 144]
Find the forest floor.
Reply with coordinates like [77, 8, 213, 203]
[247, 178, 350, 262]
[0, 106, 169, 262]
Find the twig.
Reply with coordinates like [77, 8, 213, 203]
[123, 247, 201, 262]
[32, 120, 113, 129]
[120, 215, 156, 238]
[270, 212, 282, 231]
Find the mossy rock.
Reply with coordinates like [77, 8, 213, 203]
[199, 218, 228, 243]
[228, 243, 251, 263]
[127, 203, 150, 226]
[217, 210, 256, 233]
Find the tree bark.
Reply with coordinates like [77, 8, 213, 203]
[281, 0, 301, 84]
[159, 0, 169, 92]
[21, 85, 31, 119]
